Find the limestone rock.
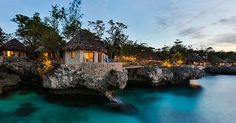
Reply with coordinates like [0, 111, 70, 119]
[0, 72, 21, 91]
[126, 66, 205, 86]
[1, 60, 39, 82]
[205, 66, 236, 75]
[43, 64, 128, 99]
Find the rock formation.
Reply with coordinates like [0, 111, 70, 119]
[0, 60, 40, 93]
[43, 64, 128, 101]
[126, 66, 205, 87]
[2, 60, 39, 81]
[205, 66, 236, 75]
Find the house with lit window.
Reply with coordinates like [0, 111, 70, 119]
[0, 38, 27, 58]
[62, 30, 107, 65]
[185, 53, 207, 66]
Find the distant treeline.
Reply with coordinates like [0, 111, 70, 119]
[0, 0, 235, 63]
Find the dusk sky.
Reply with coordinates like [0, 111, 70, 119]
[0, 0, 236, 51]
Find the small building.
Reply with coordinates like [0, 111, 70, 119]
[0, 39, 27, 58]
[62, 30, 107, 65]
[185, 54, 207, 66]
[214, 59, 227, 66]
[224, 59, 236, 66]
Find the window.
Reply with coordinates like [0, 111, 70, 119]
[84, 52, 94, 62]
[7, 51, 14, 57]
[70, 51, 76, 59]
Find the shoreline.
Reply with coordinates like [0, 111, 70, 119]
[1, 61, 235, 104]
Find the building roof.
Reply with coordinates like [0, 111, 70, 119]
[0, 38, 27, 52]
[62, 30, 107, 53]
[185, 53, 205, 62]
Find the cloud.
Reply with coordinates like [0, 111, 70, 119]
[178, 26, 206, 39]
[155, 16, 170, 31]
[213, 33, 236, 44]
[213, 16, 236, 26]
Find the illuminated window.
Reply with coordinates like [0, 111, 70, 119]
[7, 51, 14, 57]
[70, 51, 76, 59]
[84, 52, 94, 62]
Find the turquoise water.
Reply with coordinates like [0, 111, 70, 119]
[0, 75, 236, 123]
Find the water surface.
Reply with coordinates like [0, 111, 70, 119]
[0, 75, 236, 123]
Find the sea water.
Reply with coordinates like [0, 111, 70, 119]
[0, 75, 236, 123]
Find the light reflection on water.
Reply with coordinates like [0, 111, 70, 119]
[0, 75, 236, 123]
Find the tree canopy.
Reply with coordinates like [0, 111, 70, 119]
[12, 13, 65, 52]
[0, 27, 8, 45]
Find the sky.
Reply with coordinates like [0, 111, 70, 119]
[0, 0, 236, 51]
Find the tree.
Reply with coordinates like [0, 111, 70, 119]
[105, 20, 128, 58]
[62, 0, 83, 39]
[0, 27, 8, 45]
[170, 39, 187, 55]
[88, 20, 105, 38]
[12, 13, 64, 52]
[45, 5, 65, 33]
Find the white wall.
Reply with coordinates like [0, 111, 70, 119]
[64, 50, 80, 65]
[64, 50, 107, 65]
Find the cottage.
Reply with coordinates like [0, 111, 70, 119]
[224, 59, 236, 66]
[214, 59, 227, 66]
[62, 30, 107, 65]
[0, 39, 27, 58]
[185, 53, 207, 66]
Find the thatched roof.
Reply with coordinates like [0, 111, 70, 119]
[0, 39, 27, 52]
[185, 53, 205, 62]
[62, 30, 107, 53]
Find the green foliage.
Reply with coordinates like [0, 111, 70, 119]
[45, 5, 65, 33]
[12, 13, 65, 52]
[105, 20, 128, 58]
[0, 27, 8, 45]
[88, 20, 105, 38]
[63, 0, 83, 39]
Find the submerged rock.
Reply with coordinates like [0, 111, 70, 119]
[104, 102, 138, 115]
[126, 66, 205, 87]
[43, 64, 128, 101]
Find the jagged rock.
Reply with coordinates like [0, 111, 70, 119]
[169, 66, 205, 84]
[0, 72, 21, 91]
[205, 66, 236, 75]
[1, 60, 39, 82]
[126, 66, 205, 87]
[43, 65, 128, 100]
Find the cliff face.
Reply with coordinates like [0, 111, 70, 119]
[126, 66, 205, 87]
[42, 64, 128, 101]
[205, 66, 236, 75]
[0, 60, 39, 92]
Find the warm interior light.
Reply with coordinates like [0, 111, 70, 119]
[7, 51, 14, 57]
[70, 51, 76, 59]
[84, 52, 94, 62]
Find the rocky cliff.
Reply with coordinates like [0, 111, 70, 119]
[126, 66, 205, 87]
[204, 66, 236, 75]
[0, 60, 40, 93]
[42, 64, 128, 101]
